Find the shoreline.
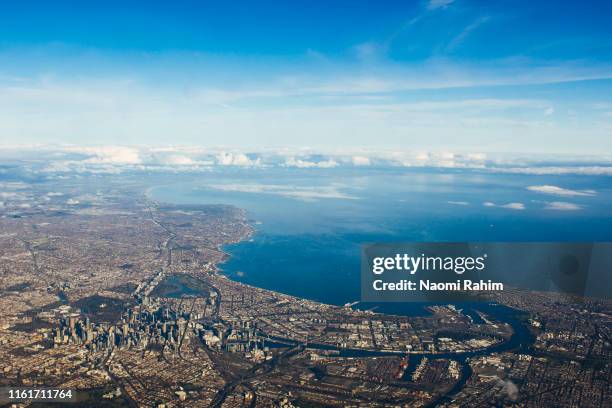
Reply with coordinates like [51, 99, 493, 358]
[146, 191, 526, 325]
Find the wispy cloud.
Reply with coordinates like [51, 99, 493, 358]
[352, 41, 388, 62]
[446, 16, 491, 51]
[494, 167, 612, 176]
[483, 201, 526, 210]
[0, 0, 610, 157]
[427, 0, 455, 11]
[544, 201, 583, 211]
[501, 202, 526, 210]
[527, 185, 596, 197]
[2, 61, 610, 156]
[205, 183, 357, 201]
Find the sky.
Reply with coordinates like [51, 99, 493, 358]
[1, 0, 612, 155]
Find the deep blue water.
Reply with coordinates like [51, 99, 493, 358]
[152, 167, 612, 315]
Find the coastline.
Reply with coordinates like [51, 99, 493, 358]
[147, 189, 521, 320]
[146, 192, 534, 356]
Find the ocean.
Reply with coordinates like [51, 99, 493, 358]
[151, 167, 612, 315]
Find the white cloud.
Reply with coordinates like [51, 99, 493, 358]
[494, 166, 612, 176]
[383, 151, 487, 169]
[2, 54, 612, 155]
[66, 198, 80, 205]
[527, 185, 596, 197]
[205, 183, 356, 201]
[0, 191, 26, 200]
[351, 156, 371, 166]
[448, 201, 469, 206]
[5, 145, 612, 175]
[0, 182, 29, 190]
[280, 190, 354, 200]
[544, 201, 583, 211]
[64, 146, 142, 164]
[216, 152, 261, 167]
[284, 157, 338, 168]
[158, 154, 196, 165]
[544, 107, 555, 115]
[483, 201, 525, 210]
[501, 202, 526, 210]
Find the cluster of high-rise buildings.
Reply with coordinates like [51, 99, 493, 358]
[53, 303, 191, 352]
[202, 318, 268, 355]
[52, 298, 272, 363]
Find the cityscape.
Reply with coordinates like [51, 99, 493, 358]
[1, 1, 612, 407]
[0, 173, 610, 407]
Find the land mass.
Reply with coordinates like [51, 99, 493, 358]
[0, 176, 610, 407]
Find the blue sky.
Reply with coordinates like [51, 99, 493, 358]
[1, 0, 611, 154]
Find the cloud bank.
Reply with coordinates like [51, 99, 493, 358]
[2, 146, 612, 180]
